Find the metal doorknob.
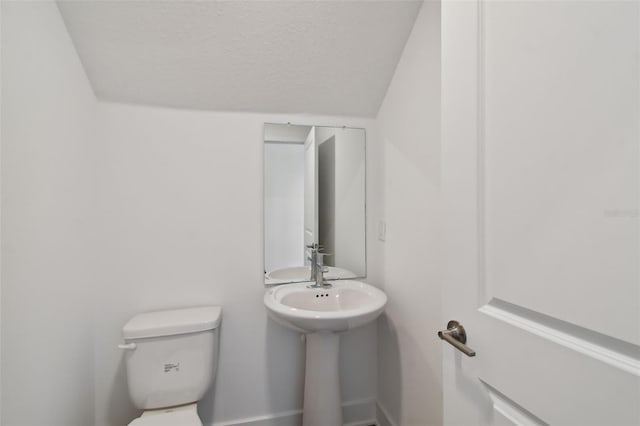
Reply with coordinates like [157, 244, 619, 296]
[438, 320, 476, 357]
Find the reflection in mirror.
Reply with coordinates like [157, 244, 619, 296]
[264, 123, 366, 284]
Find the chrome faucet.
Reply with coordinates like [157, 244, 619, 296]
[306, 243, 332, 288]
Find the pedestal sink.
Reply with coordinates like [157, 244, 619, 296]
[264, 280, 387, 426]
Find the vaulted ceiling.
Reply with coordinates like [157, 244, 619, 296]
[57, 1, 422, 117]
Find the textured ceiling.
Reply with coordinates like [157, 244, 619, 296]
[57, 1, 422, 117]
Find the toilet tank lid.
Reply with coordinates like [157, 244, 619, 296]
[123, 306, 222, 339]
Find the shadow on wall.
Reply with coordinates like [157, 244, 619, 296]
[265, 315, 306, 417]
[377, 314, 402, 423]
[198, 367, 219, 425]
[106, 358, 139, 426]
[379, 311, 443, 425]
[198, 321, 222, 425]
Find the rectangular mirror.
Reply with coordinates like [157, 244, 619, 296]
[264, 123, 366, 284]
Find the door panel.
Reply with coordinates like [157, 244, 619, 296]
[483, 1, 639, 344]
[442, 1, 639, 425]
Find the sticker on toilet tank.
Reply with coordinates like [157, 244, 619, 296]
[164, 362, 180, 373]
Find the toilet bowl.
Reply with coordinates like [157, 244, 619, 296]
[128, 403, 201, 426]
[119, 306, 222, 426]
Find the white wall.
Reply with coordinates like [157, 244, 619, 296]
[264, 143, 305, 272]
[375, 2, 443, 425]
[94, 102, 380, 426]
[1, 2, 97, 425]
[0, 3, 399, 425]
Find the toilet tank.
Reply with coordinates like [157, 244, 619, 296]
[121, 306, 222, 410]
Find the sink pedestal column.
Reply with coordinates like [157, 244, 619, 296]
[303, 332, 341, 426]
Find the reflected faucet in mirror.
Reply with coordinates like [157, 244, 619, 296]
[306, 243, 332, 288]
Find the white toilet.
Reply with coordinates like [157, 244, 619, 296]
[119, 306, 222, 426]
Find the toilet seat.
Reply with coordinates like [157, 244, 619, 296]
[128, 403, 202, 426]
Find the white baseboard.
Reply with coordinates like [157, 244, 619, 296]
[343, 397, 376, 426]
[210, 409, 301, 426]
[210, 398, 376, 426]
[375, 402, 396, 426]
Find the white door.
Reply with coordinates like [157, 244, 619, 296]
[441, 1, 639, 425]
[304, 126, 318, 251]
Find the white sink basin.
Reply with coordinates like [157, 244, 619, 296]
[265, 266, 357, 283]
[264, 280, 387, 333]
[264, 280, 387, 425]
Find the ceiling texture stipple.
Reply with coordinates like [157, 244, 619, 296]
[56, 1, 422, 117]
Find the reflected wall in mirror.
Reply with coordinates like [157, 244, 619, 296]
[264, 123, 366, 284]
